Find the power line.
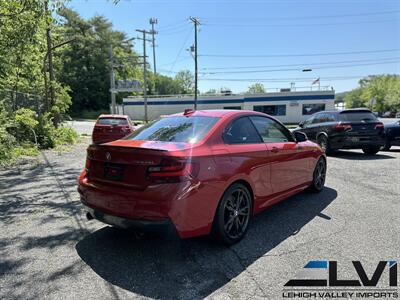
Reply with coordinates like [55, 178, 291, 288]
[200, 10, 400, 21]
[157, 20, 189, 30]
[168, 28, 193, 73]
[199, 60, 400, 74]
[203, 18, 398, 28]
[199, 75, 369, 82]
[201, 57, 400, 70]
[200, 49, 400, 58]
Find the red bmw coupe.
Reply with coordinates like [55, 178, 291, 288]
[78, 109, 326, 244]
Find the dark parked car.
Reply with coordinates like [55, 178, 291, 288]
[293, 108, 385, 155]
[383, 119, 400, 150]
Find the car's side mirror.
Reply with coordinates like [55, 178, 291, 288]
[298, 121, 304, 128]
[294, 131, 308, 142]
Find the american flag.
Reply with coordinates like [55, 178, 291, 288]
[312, 78, 320, 85]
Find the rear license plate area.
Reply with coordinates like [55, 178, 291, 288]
[104, 163, 124, 181]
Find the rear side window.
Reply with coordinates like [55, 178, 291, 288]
[250, 116, 293, 143]
[339, 111, 377, 122]
[126, 116, 219, 143]
[97, 118, 128, 126]
[223, 117, 262, 144]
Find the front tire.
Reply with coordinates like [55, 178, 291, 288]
[317, 134, 332, 155]
[212, 183, 252, 245]
[362, 146, 380, 155]
[308, 157, 326, 193]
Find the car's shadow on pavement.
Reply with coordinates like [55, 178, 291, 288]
[76, 187, 337, 299]
[329, 150, 395, 160]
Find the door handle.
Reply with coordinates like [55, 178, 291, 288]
[271, 147, 279, 153]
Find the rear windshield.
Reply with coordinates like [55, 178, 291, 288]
[97, 118, 128, 125]
[339, 112, 377, 122]
[126, 116, 220, 143]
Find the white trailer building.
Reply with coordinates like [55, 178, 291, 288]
[120, 88, 335, 124]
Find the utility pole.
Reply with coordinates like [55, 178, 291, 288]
[44, 0, 55, 112]
[136, 29, 153, 123]
[190, 17, 200, 110]
[109, 45, 116, 114]
[149, 18, 158, 76]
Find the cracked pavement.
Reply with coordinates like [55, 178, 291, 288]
[0, 135, 399, 299]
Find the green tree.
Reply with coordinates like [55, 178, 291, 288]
[202, 89, 217, 95]
[151, 74, 181, 95]
[56, 8, 142, 113]
[345, 75, 400, 112]
[247, 83, 266, 94]
[344, 88, 365, 109]
[175, 70, 194, 94]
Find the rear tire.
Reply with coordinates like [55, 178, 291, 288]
[362, 146, 380, 155]
[212, 183, 252, 245]
[317, 134, 332, 155]
[308, 157, 326, 193]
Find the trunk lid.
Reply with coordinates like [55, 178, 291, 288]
[86, 140, 191, 189]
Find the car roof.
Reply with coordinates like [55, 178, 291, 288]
[313, 108, 373, 115]
[338, 108, 372, 113]
[98, 114, 129, 119]
[168, 109, 264, 118]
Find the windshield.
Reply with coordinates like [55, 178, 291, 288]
[97, 118, 128, 126]
[125, 116, 220, 143]
[339, 112, 377, 122]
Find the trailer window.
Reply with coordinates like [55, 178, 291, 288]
[253, 105, 286, 116]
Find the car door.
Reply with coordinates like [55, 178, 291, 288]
[299, 115, 314, 138]
[304, 113, 323, 141]
[249, 116, 309, 195]
[222, 116, 273, 201]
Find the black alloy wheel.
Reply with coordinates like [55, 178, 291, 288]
[213, 183, 252, 245]
[308, 157, 326, 193]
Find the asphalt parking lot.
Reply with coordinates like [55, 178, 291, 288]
[1, 129, 399, 299]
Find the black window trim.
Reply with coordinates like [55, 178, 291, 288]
[249, 115, 296, 143]
[222, 115, 264, 145]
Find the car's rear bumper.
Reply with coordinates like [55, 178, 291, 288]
[78, 171, 222, 239]
[84, 204, 177, 235]
[330, 135, 385, 149]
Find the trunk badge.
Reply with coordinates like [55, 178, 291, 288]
[106, 152, 111, 161]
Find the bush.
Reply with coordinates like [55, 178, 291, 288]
[53, 126, 78, 146]
[0, 126, 16, 162]
[0, 105, 78, 165]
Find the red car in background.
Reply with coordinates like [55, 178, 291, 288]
[79, 110, 326, 244]
[92, 114, 134, 144]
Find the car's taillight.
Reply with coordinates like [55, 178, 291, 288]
[147, 158, 193, 183]
[374, 123, 384, 129]
[334, 123, 352, 131]
[120, 126, 131, 133]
